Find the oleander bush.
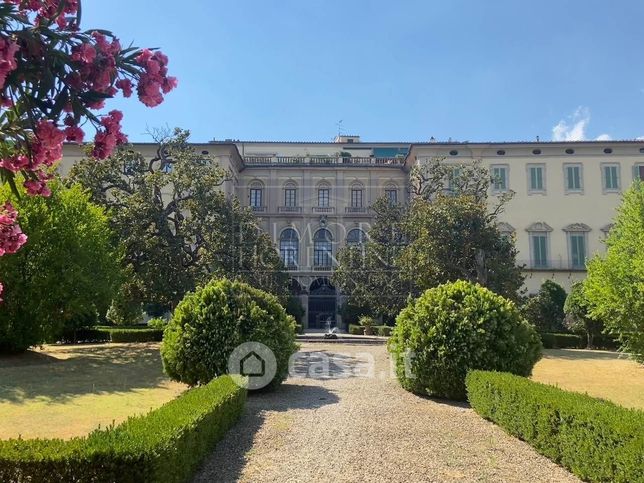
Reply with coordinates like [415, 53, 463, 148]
[0, 376, 246, 483]
[466, 371, 644, 483]
[161, 278, 298, 389]
[389, 280, 542, 400]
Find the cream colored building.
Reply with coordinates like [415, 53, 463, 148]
[61, 136, 644, 329]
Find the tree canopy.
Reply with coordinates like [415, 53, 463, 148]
[0, 180, 122, 352]
[585, 182, 644, 362]
[68, 129, 288, 315]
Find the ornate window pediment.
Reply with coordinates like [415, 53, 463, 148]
[563, 223, 591, 233]
[497, 222, 515, 234]
[526, 222, 553, 232]
[600, 223, 614, 234]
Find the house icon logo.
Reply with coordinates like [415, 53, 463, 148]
[240, 351, 265, 377]
[228, 342, 277, 390]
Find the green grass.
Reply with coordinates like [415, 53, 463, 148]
[532, 348, 644, 409]
[0, 343, 186, 439]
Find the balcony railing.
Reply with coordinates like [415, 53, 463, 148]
[243, 156, 404, 167]
[312, 206, 335, 213]
[345, 206, 369, 213]
[518, 259, 587, 271]
[251, 205, 266, 212]
[278, 206, 303, 213]
[313, 264, 333, 271]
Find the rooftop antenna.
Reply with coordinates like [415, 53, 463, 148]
[336, 119, 345, 138]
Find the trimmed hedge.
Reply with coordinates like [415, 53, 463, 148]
[0, 375, 246, 482]
[540, 332, 583, 349]
[58, 327, 163, 344]
[466, 371, 644, 483]
[348, 324, 393, 336]
[540, 332, 621, 350]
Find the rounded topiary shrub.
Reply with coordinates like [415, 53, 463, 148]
[388, 280, 542, 400]
[161, 278, 298, 389]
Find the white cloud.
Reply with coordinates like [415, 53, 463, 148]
[552, 107, 591, 141]
[636, 136, 644, 141]
[595, 133, 612, 141]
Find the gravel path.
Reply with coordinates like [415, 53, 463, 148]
[195, 343, 578, 482]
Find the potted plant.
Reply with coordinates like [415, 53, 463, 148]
[358, 315, 376, 335]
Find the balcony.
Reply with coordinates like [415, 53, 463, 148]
[243, 156, 404, 168]
[313, 264, 333, 271]
[345, 206, 369, 214]
[278, 206, 303, 213]
[251, 206, 266, 213]
[312, 206, 335, 213]
[518, 259, 587, 272]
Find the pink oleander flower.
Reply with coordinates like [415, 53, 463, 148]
[0, 202, 27, 256]
[24, 177, 51, 196]
[0, 154, 29, 173]
[115, 78, 133, 97]
[92, 110, 127, 159]
[136, 49, 176, 107]
[31, 119, 65, 167]
[0, 36, 19, 89]
[0, 281, 3, 303]
[71, 42, 96, 64]
[64, 125, 84, 143]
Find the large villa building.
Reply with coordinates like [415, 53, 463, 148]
[61, 136, 644, 330]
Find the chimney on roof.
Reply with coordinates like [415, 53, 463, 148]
[334, 135, 360, 144]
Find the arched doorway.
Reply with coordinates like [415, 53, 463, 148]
[308, 277, 336, 329]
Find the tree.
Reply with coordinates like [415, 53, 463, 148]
[398, 195, 523, 300]
[68, 129, 288, 311]
[521, 280, 567, 332]
[334, 158, 523, 319]
[0, 0, 175, 301]
[0, 179, 121, 352]
[564, 281, 603, 349]
[585, 182, 644, 362]
[333, 196, 410, 322]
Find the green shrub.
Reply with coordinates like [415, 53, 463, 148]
[108, 328, 163, 343]
[521, 280, 567, 332]
[540, 332, 584, 349]
[375, 325, 393, 337]
[147, 317, 167, 330]
[0, 375, 246, 482]
[389, 280, 542, 400]
[0, 181, 122, 353]
[348, 324, 363, 335]
[161, 278, 298, 389]
[466, 371, 644, 483]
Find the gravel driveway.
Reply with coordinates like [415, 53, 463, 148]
[195, 343, 578, 482]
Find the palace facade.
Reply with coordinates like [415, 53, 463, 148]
[61, 136, 644, 329]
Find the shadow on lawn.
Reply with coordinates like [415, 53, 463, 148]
[542, 348, 624, 361]
[193, 382, 339, 483]
[0, 344, 170, 404]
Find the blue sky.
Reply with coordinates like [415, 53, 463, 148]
[84, 0, 644, 143]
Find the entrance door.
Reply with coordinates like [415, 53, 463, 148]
[308, 278, 336, 329]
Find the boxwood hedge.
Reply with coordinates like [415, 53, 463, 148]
[0, 375, 246, 482]
[466, 370, 644, 483]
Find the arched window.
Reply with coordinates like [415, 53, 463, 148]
[279, 228, 299, 269]
[313, 229, 333, 268]
[346, 228, 367, 246]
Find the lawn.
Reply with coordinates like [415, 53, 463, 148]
[532, 349, 644, 410]
[0, 343, 186, 439]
